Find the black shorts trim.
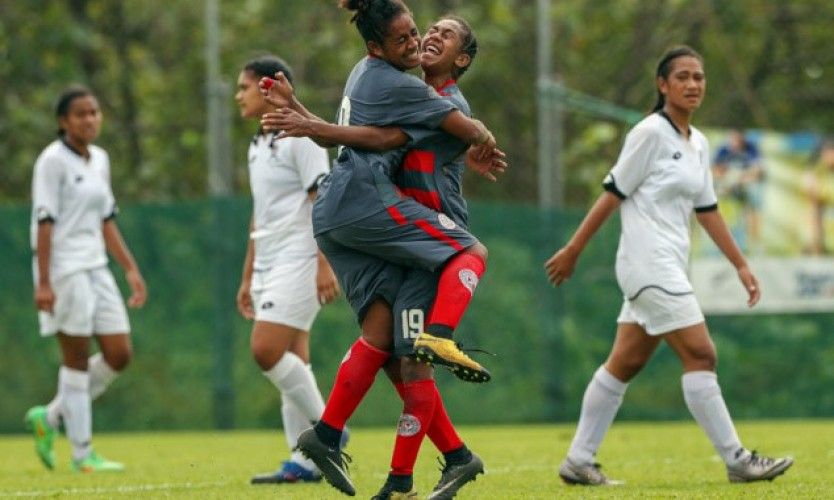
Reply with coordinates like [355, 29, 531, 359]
[627, 285, 694, 301]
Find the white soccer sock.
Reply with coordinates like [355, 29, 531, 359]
[282, 398, 317, 471]
[46, 373, 62, 428]
[262, 353, 325, 426]
[567, 366, 629, 465]
[682, 371, 742, 464]
[59, 366, 93, 461]
[88, 353, 120, 400]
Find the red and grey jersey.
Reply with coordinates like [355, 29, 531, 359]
[312, 56, 458, 235]
[30, 139, 116, 280]
[395, 80, 470, 228]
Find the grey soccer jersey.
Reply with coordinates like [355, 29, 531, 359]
[312, 56, 458, 235]
[30, 139, 117, 281]
[395, 80, 471, 228]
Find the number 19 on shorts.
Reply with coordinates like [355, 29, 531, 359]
[401, 309, 424, 339]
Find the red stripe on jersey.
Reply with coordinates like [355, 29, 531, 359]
[401, 187, 441, 211]
[414, 218, 464, 251]
[386, 205, 408, 225]
[386, 206, 464, 251]
[434, 79, 456, 96]
[402, 150, 435, 174]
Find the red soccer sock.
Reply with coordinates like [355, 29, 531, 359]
[390, 379, 437, 475]
[395, 382, 463, 453]
[427, 252, 486, 334]
[427, 383, 464, 453]
[320, 338, 390, 431]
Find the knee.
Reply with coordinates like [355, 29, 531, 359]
[685, 346, 717, 372]
[607, 355, 649, 382]
[400, 358, 432, 382]
[250, 339, 283, 371]
[469, 242, 488, 261]
[360, 331, 392, 352]
[104, 348, 132, 372]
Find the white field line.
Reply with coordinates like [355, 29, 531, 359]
[2, 481, 228, 497]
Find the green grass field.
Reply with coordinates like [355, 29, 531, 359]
[0, 421, 827, 498]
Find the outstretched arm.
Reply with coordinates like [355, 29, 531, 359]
[696, 209, 760, 307]
[544, 192, 621, 286]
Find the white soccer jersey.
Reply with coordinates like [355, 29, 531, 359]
[603, 112, 717, 299]
[30, 140, 117, 281]
[248, 133, 329, 270]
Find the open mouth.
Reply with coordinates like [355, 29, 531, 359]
[423, 42, 442, 56]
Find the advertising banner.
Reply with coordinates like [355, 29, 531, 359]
[692, 129, 834, 313]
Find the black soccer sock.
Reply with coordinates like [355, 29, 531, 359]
[314, 421, 342, 449]
[386, 473, 413, 492]
[443, 444, 473, 465]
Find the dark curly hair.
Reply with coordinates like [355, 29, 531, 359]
[338, 0, 410, 46]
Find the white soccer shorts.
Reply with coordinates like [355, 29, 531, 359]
[250, 256, 321, 331]
[38, 266, 130, 336]
[616, 286, 705, 336]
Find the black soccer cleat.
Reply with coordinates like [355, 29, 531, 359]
[427, 452, 485, 499]
[295, 427, 355, 496]
[370, 482, 418, 499]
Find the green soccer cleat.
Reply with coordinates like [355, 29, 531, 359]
[71, 451, 125, 473]
[24, 406, 56, 470]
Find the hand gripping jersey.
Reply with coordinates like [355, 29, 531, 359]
[312, 57, 458, 235]
[602, 112, 718, 300]
[30, 139, 117, 281]
[247, 132, 329, 270]
[395, 80, 471, 229]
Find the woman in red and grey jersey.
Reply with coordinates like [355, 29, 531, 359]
[25, 86, 147, 472]
[262, 13, 501, 499]
[234, 56, 341, 486]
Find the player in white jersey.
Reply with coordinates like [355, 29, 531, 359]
[545, 46, 793, 486]
[234, 56, 341, 485]
[25, 86, 147, 473]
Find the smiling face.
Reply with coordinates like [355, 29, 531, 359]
[59, 95, 101, 145]
[657, 55, 706, 113]
[235, 70, 275, 119]
[368, 13, 421, 71]
[420, 18, 469, 78]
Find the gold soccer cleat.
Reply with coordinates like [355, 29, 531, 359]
[413, 333, 491, 383]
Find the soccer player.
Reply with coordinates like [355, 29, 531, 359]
[258, 1, 503, 496]
[233, 55, 341, 485]
[265, 16, 496, 499]
[25, 86, 147, 472]
[544, 46, 794, 486]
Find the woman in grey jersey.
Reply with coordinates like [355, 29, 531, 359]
[544, 46, 792, 487]
[258, 1, 504, 497]
[265, 14, 500, 499]
[25, 86, 146, 473]
[234, 55, 341, 486]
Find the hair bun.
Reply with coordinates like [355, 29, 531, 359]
[340, 0, 371, 11]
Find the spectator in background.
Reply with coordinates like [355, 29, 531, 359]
[805, 138, 834, 254]
[712, 129, 765, 253]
